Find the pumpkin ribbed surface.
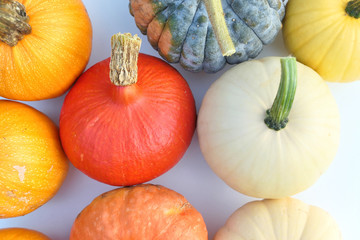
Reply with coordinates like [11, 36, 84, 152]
[0, 0, 92, 100]
[282, 0, 360, 82]
[70, 184, 208, 240]
[215, 198, 342, 240]
[129, 0, 288, 73]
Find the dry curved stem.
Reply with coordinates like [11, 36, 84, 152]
[203, 0, 236, 56]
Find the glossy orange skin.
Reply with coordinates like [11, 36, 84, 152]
[70, 184, 208, 240]
[59, 54, 196, 186]
[0, 100, 68, 218]
[0, 0, 92, 100]
[0, 228, 50, 240]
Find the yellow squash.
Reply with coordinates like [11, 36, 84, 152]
[283, 0, 360, 82]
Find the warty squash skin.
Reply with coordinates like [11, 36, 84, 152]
[197, 57, 340, 198]
[283, 0, 360, 82]
[70, 184, 208, 240]
[129, 0, 288, 73]
[0, 228, 50, 240]
[215, 198, 342, 240]
[0, 0, 92, 100]
[0, 100, 68, 218]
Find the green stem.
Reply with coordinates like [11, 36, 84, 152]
[203, 0, 236, 56]
[110, 33, 142, 86]
[0, 0, 31, 46]
[264, 57, 297, 131]
[346, 0, 360, 18]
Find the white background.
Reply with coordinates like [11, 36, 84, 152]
[1, 1, 360, 239]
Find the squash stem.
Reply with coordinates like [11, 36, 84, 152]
[203, 0, 236, 56]
[264, 57, 297, 131]
[110, 33, 142, 86]
[0, 0, 31, 46]
[346, 0, 360, 18]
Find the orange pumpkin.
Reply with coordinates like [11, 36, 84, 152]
[70, 184, 208, 240]
[0, 100, 68, 218]
[0, 0, 92, 100]
[0, 228, 50, 240]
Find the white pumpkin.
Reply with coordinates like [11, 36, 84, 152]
[215, 198, 342, 240]
[197, 57, 340, 198]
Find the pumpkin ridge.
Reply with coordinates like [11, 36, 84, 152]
[296, 204, 310, 240]
[242, 204, 272, 240]
[227, 0, 282, 44]
[340, 24, 357, 81]
[149, 0, 186, 46]
[283, 9, 340, 37]
[15, 40, 55, 97]
[12, 43, 40, 98]
[161, 0, 199, 63]
[298, 206, 333, 239]
[306, 19, 346, 71]
[156, 0, 189, 61]
[226, 0, 264, 45]
[179, 0, 207, 71]
[284, 7, 338, 19]
[261, 200, 281, 240]
[288, 15, 343, 57]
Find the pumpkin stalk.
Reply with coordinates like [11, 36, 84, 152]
[110, 33, 142, 86]
[203, 0, 236, 56]
[346, 0, 360, 18]
[265, 57, 297, 131]
[0, 0, 31, 46]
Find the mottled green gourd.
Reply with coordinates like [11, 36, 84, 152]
[129, 0, 288, 73]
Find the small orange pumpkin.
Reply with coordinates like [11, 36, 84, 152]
[0, 228, 50, 240]
[0, 100, 68, 218]
[0, 0, 92, 100]
[70, 184, 208, 240]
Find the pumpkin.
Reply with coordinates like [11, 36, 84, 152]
[0, 0, 92, 100]
[0, 100, 68, 218]
[129, 0, 288, 73]
[70, 184, 208, 240]
[59, 33, 196, 186]
[197, 57, 340, 198]
[215, 198, 342, 240]
[0, 228, 50, 240]
[282, 0, 360, 82]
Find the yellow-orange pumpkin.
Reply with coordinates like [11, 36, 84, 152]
[0, 100, 68, 218]
[0, 228, 50, 240]
[0, 0, 92, 100]
[70, 184, 208, 240]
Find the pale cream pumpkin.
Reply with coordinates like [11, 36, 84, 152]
[197, 57, 340, 198]
[215, 198, 342, 240]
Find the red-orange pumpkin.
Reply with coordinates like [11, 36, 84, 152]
[59, 33, 196, 186]
[70, 184, 208, 240]
[60, 32, 196, 186]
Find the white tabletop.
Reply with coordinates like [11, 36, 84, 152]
[1, 1, 359, 239]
